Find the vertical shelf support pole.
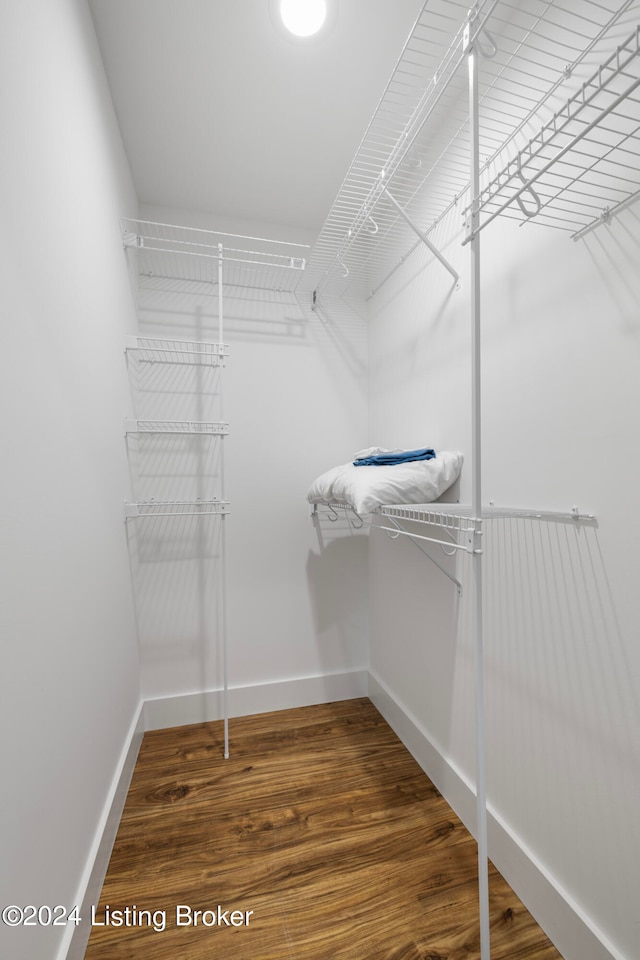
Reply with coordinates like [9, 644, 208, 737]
[466, 18, 491, 960]
[218, 244, 230, 760]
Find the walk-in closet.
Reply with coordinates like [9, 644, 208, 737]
[1, 2, 639, 960]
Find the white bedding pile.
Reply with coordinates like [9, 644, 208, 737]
[307, 449, 463, 515]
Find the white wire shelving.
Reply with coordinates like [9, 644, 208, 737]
[313, 500, 595, 554]
[124, 419, 229, 436]
[124, 498, 230, 519]
[304, 5, 621, 959]
[122, 223, 240, 760]
[303, 0, 640, 298]
[125, 335, 227, 365]
[378, 503, 482, 548]
[122, 218, 309, 294]
[470, 20, 640, 239]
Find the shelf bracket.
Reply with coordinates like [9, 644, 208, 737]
[383, 188, 460, 286]
[381, 513, 463, 595]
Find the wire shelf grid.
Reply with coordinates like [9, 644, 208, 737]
[379, 503, 480, 532]
[124, 498, 230, 519]
[471, 19, 640, 238]
[303, 0, 639, 297]
[122, 219, 309, 293]
[125, 419, 229, 436]
[125, 336, 228, 366]
[314, 501, 594, 534]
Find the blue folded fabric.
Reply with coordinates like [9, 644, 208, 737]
[353, 447, 436, 467]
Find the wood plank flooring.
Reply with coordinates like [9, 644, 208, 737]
[83, 698, 563, 960]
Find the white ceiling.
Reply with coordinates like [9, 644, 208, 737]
[88, 0, 426, 236]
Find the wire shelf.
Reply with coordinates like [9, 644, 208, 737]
[303, 0, 638, 297]
[125, 335, 228, 366]
[124, 499, 230, 519]
[122, 219, 308, 293]
[470, 21, 640, 238]
[380, 503, 480, 531]
[302, 0, 475, 297]
[314, 500, 594, 532]
[377, 503, 480, 551]
[125, 419, 229, 435]
[381, 502, 595, 523]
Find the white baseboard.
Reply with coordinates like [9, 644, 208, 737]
[61, 704, 145, 960]
[143, 668, 369, 731]
[367, 669, 623, 960]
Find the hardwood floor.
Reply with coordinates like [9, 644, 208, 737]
[83, 698, 563, 960]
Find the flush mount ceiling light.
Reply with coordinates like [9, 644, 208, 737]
[279, 0, 328, 37]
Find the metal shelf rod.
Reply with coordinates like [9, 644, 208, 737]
[218, 245, 230, 762]
[467, 17, 491, 960]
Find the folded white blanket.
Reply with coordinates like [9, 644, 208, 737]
[307, 450, 463, 515]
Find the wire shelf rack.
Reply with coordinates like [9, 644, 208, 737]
[313, 500, 595, 549]
[304, 0, 639, 297]
[380, 502, 594, 523]
[122, 219, 309, 293]
[124, 498, 230, 519]
[470, 21, 640, 238]
[124, 419, 229, 435]
[312, 501, 481, 551]
[125, 335, 228, 366]
[377, 504, 481, 552]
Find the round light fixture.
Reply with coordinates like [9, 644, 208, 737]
[279, 0, 327, 37]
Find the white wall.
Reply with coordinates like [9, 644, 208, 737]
[130, 204, 370, 723]
[0, 3, 140, 959]
[368, 204, 640, 960]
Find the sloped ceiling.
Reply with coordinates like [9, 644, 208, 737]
[88, 0, 425, 235]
